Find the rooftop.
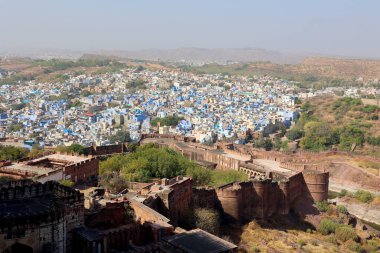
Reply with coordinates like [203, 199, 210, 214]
[33, 153, 90, 164]
[162, 229, 237, 253]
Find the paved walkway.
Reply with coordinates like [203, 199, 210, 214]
[253, 159, 292, 173]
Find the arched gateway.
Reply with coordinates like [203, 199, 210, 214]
[3, 243, 33, 253]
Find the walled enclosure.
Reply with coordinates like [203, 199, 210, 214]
[141, 135, 329, 223]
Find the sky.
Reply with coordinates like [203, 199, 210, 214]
[1, 0, 380, 58]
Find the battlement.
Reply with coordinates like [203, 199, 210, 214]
[0, 180, 83, 202]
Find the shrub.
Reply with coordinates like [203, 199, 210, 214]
[339, 189, 348, 197]
[336, 205, 348, 214]
[59, 179, 75, 188]
[194, 208, 220, 235]
[327, 205, 335, 215]
[250, 245, 260, 253]
[366, 240, 379, 252]
[210, 170, 247, 187]
[325, 234, 338, 245]
[346, 240, 365, 253]
[354, 190, 374, 203]
[315, 200, 330, 212]
[298, 239, 306, 248]
[311, 240, 318, 246]
[318, 219, 339, 235]
[335, 226, 358, 242]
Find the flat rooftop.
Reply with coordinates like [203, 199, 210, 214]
[33, 153, 89, 163]
[1, 163, 56, 175]
[222, 152, 251, 161]
[163, 229, 237, 253]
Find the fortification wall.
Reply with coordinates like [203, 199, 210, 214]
[286, 173, 304, 201]
[0, 180, 83, 203]
[193, 187, 221, 210]
[130, 199, 170, 224]
[85, 144, 127, 156]
[0, 181, 84, 253]
[302, 171, 329, 202]
[141, 136, 330, 222]
[64, 157, 99, 182]
[216, 183, 244, 222]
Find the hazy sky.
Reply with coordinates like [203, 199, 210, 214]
[1, 0, 379, 58]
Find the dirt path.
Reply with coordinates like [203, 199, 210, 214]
[333, 198, 380, 225]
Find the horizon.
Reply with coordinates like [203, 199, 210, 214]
[1, 0, 380, 60]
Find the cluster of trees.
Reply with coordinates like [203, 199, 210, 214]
[295, 76, 367, 90]
[150, 115, 185, 127]
[99, 144, 248, 192]
[285, 108, 367, 151]
[125, 78, 146, 90]
[33, 58, 124, 72]
[0, 73, 36, 85]
[56, 144, 88, 155]
[367, 136, 380, 146]
[11, 103, 27, 111]
[280, 96, 380, 152]
[253, 137, 289, 151]
[8, 124, 23, 133]
[108, 130, 130, 144]
[100, 144, 191, 182]
[0, 145, 29, 161]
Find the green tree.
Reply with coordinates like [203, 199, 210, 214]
[56, 143, 88, 155]
[286, 129, 304, 141]
[301, 121, 339, 151]
[28, 144, 44, 157]
[338, 125, 365, 151]
[150, 115, 185, 127]
[0, 145, 29, 161]
[109, 130, 130, 144]
[194, 208, 220, 235]
[8, 124, 23, 132]
[186, 165, 212, 186]
[254, 138, 273, 151]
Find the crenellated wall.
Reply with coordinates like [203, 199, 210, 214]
[194, 170, 329, 223]
[0, 180, 84, 253]
[64, 157, 99, 183]
[141, 136, 330, 223]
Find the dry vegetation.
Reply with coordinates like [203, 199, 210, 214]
[232, 205, 380, 253]
[190, 57, 380, 84]
[307, 96, 380, 156]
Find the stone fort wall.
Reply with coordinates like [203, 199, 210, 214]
[140, 135, 330, 223]
[0, 180, 84, 253]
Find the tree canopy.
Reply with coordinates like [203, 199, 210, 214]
[0, 145, 29, 161]
[99, 144, 248, 188]
[150, 115, 184, 127]
[56, 144, 88, 155]
[109, 130, 130, 144]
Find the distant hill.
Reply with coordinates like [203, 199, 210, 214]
[299, 57, 380, 81]
[189, 57, 380, 82]
[93, 48, 305, 64]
